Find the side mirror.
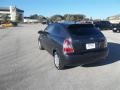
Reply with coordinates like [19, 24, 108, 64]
[38, 30, 44, 34]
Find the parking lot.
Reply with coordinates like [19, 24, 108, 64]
[0, 24, 120, 90]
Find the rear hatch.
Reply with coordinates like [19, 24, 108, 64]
[67, 24, 106, 54]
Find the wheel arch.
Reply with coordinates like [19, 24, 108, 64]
[53, 49, 57, 56]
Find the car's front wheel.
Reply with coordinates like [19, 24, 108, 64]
[113, 30, 117, 32]
[38, 40, 44, 50]
[54, 52, 64, 70]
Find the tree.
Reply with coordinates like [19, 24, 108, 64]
[16, 13, 23, 22]
[29, 14, 39, 19]
[38, 15, 47, 22]
[50, 15, 63, 22]
[64, 14, 86, 21]
[1, 14, 9, 22]
[29, 14, 47, 22]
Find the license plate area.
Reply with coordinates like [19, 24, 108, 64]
[86, 43, 95, 50]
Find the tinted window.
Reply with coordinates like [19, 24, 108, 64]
[44, 25, 54, 33]
[52, 25, 67, 37]
[112, 24, 120, 28]
[94, 21, 112, 28]
[67, 24, 99, 36]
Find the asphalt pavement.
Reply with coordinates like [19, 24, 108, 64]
[0, 24, 120, 90]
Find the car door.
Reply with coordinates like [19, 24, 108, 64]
[39, 27, 49, 50]
[43, 25, 55, 53]
[47, 25, 68, 54]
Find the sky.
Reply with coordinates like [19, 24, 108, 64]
[0, 0, 120, 19]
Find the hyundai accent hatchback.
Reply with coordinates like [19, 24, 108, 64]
[38, 23, 108, 70]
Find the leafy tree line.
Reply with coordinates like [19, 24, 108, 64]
[0, 14, 23, 22]
[29, 14, 47, 23]
[0, 14, 10, 22]
[29, 14, 86, 23]
[0, 14, 86, 23]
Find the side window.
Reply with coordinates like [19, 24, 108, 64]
[44, 27, 48, 32]
[53, 25, 67, 37]
[44, 25, 54, 33]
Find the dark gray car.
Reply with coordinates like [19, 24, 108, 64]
[112, 24, 120, 33]
[38, 23, 108, 70]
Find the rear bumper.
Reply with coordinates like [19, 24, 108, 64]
[62, 48, 108, 66]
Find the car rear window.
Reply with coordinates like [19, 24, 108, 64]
[67, 24, 99, 36]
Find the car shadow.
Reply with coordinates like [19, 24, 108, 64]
[83, 42, 120, 67]
[64, 42, 120, 69]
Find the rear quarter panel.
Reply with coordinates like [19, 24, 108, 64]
[48, 35, 65, 56]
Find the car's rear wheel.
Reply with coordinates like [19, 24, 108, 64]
[54, 52, 64, 70]
[38, 40, 44, 50]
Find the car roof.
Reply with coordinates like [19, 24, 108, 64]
[49, 22, 94, 27]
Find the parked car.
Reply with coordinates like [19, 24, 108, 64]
[112, 24, 120, 33]
[38, 23, 108, 70]
[93, 21, 112, 30]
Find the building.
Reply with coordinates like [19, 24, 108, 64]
[0, 6, 24, 22]
[107, 15, 120, 24]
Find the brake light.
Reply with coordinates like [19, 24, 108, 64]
[63, 38, 74, 54]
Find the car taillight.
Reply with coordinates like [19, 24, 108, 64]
[63, 38, 74, 54]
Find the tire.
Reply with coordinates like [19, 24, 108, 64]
[113, 30, 117, 32]
[38, 40, 44, 50]
[54, 52, 64, 70]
